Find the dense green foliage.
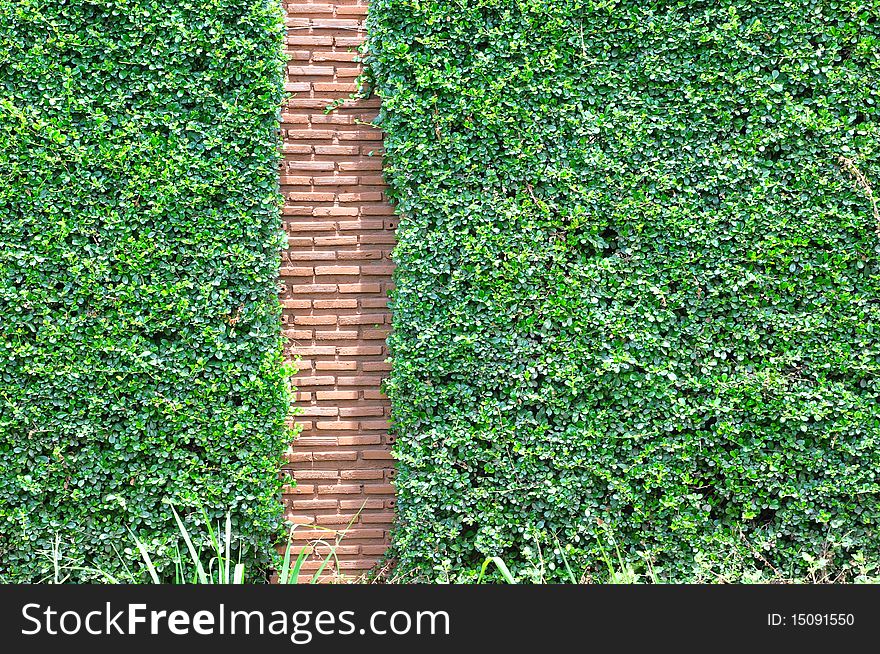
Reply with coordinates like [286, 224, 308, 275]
[368, 0, 880, 581]
[0, 0, 290, 581]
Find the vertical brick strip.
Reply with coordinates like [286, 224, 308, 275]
[279, 0, 395, 578]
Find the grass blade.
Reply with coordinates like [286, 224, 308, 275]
[309, 543, 337, 584]
[224, 513, 232, 585]
[478, 556, 517, 584]
[128, 529, 161, 584]
[171, 505, 208, 584]
[288, 548, 309, 583]
[279, 525, 296, 584]
[557, 540, 577, 584]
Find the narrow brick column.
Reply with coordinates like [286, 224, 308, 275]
[279, 0, 395, 578]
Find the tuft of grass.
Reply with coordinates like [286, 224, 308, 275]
[477, 557, 517, 584]
[44, 505, 348, 584]
[465, 527, 876, 584]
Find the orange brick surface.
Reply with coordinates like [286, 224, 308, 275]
[279, 0, 394, 578]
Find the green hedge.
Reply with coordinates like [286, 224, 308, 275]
[0, 0, 290, 582]
[368, 0, 880, 581]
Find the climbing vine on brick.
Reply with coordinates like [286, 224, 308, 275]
[0, 0, 291, 581]
[367, 0, 880, 581]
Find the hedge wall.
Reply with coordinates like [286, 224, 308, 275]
[0, 0, 290, 581]
[368, 0, 880, 581]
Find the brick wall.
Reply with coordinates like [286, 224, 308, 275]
[278, 0, 396, 579]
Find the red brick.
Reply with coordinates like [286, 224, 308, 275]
[313, 176, 359, 186]
[300, 406, 340, 418]
[289, 4, 334, 13]
[316, 390, 359, 400]
[338, 406, 385, 418]
[315, 266, 359, 276]
[315, 361, 358, 371]
[337, 346, 383, 356]
[314, 236, 358, 246]
[312, 18, 363, 28]
[333, 529, 385, 540]
[337, 376, 384, 387]
[341, 470, 385, 480]
[292, 499, 338, 510]
[338, 283, 381, 294]
[361, 513, 395, 523]
[314, 330, 359, 341]
[337, 220, 384, 231]
[361, 420, 391, 430]
[295, 470, 340, 480]
[313, 451, 359, 462]
[317, 484, 363, 495]
[361, 265, 395, 276]
[286, 251, 335, 261]
[288, 191, 335, 202]
[313, 299, 357, 309]
[294, 315, 337, 326]
[337, 435, 382, 446]
[295, 376, 336, 387]
[289, 65, 335, 76]
[282, 266, 315, 277]
[361, 545, 391, 556]
[312, 207, 359, 217]
[281, 299, 312, 309]
[288, 160, 335, 171]
[315, 421, 359, 431]
[316, 513, 362, 525]
[334, 37, 366, 47]
[284, 82, 311, 93]
[335, 6, 368, 16]
[290, 346, 336, 356]
[363, 483, 395, 493]
[338, 192, 383, 202]
[314, 145, 360, 155]
[337, 249, 382, 260]
[359, 234, 395, 244]
[290, 284, 337, 294]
